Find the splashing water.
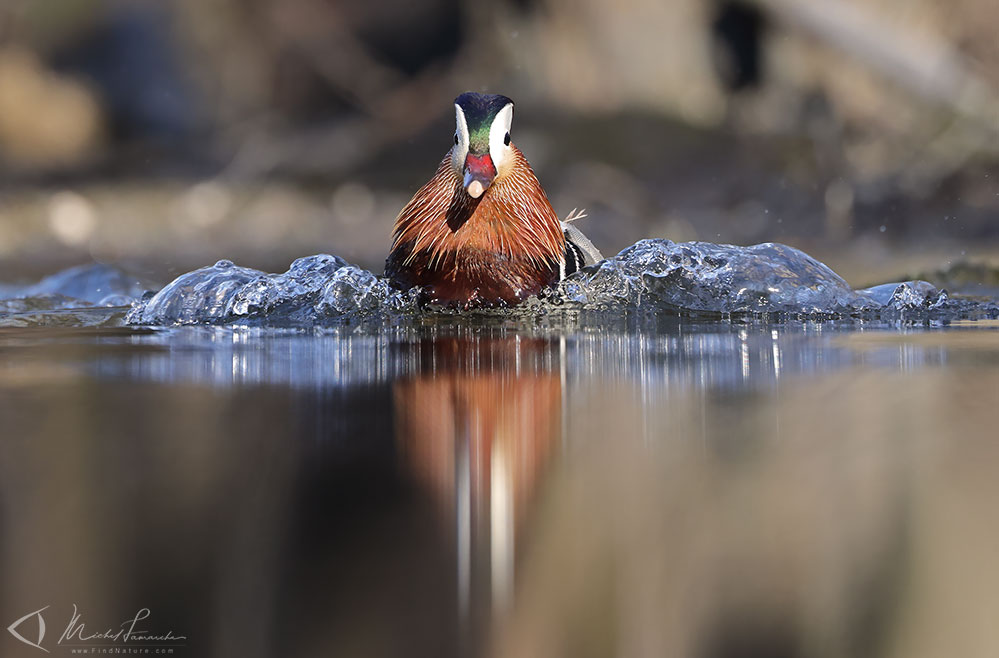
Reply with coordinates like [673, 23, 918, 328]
[0, 263, 155, 327]
[121, 240, 998, 326]
[5, 263, 152, 306]
[125, 255, 423, 326]
[2, 241, 997, 328]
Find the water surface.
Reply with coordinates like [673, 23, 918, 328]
[2, 314, 998, 657]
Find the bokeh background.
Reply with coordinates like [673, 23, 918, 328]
[0, 0, 997, 286]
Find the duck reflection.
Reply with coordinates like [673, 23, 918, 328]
[392, 332, 563, 624]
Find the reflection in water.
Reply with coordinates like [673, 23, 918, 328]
[83, 320, 952, 392]
[1, 320, 998, 657]
[393, 335, 563, 633]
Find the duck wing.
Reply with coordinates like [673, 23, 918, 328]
[561, 221, 603, 278]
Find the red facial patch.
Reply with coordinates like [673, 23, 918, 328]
[464, 153, 497, 179]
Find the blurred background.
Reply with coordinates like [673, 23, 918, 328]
[0, 0, 997, 286]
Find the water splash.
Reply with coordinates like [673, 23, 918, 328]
[550, 240, 865, 314]
[0, 263, 154, 327]
[3, 241, 997, 328]
[21, 263, 152, 305]
[126, 255, 423, 326]
[122, 240, 999, 326]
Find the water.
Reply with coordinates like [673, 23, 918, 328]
[3, 241, 995, 329]
[116, 240, 996, 327]
[3, 242, 999, 657]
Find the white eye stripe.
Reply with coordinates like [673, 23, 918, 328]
[452, 104, 470, 176]
[488, 103, 514, 171]
[454, 104, 470, 146]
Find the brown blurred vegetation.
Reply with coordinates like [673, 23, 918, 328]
[0, 0, 997, 281]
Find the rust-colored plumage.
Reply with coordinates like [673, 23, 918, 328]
[385, 98, 566, 308]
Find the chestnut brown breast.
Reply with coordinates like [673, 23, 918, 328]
[386, 243, 560, 307]
[386, 147, 565, 308]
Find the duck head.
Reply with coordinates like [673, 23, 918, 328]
[451, 92, 515, 199]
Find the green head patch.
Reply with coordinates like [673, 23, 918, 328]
[455, 92, 514, 154]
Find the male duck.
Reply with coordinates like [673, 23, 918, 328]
[385, 92, 601, 308]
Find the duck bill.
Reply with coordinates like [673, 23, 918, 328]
[463, 153, 496, 199]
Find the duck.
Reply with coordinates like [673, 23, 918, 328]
[385, 92, 601, 308]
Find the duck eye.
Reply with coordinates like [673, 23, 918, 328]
[503, 132, 511, 146]
[454, 132, 459, 145]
